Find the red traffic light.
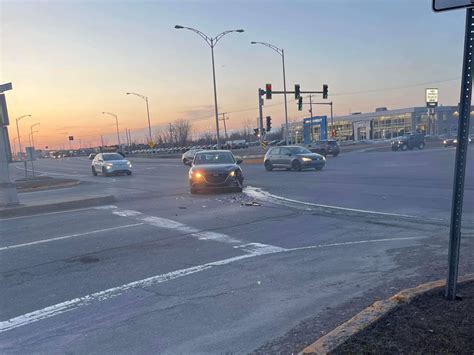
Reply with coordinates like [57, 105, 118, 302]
[265, 84, 272, 100]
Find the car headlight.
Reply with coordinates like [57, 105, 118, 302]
[104, 163, 113, 169]
[127, 161, 132, 168]
[191, 172, 202, 179]
[454, 139, 458, 144]
[443, 140, 447, 144]
[301, 157, 312, 162]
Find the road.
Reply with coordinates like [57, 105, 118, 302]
[1, 147, 474, 353]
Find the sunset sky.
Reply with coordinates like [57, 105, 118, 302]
[0, 0, 467, 149]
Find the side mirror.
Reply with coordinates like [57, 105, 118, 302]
[236, 158, 243, 165]
[184, 160, 192, 166]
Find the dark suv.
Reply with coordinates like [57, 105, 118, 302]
[307, 140, 340, 157]
[391, 132, 425, 151]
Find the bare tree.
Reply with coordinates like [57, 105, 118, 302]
[174, 119, 192, 146]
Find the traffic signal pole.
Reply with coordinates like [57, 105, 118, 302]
[258, 88, 264, 143]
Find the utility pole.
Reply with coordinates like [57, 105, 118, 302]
[220, 113, 229, 140]
[309, 94, 314, 142]
[258, 89, 264, 143]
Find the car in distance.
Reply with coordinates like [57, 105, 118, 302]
[443, 137, 471, 147]
[307, 140, 340, 157]
[186, 150, 243, 194]
[391, 132, 425, 151]
[182, 148, 202, 165]
[92, 152, 132, 176]
[264, 146, 326, 171]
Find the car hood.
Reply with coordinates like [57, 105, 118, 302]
[296, 153, 324, 159]
[103, 160, 129, 164]
[190, 164, 238, 173]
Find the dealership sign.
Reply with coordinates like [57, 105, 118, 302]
[426, 88, 439, 107]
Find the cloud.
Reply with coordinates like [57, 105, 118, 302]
[178, 105, 215, 121]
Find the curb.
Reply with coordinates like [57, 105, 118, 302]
[0, 195, 116, 218]
[300, 273, 474, 355]
[17, 180, 81, 193]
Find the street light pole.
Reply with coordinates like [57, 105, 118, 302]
[175, 25, 245, 149]
[251, 41, 289, 144]
[102, 112, 121, 148]
[126, 92, 152, 143]
[30, 123, 40, 149]
[15, 115, 31, 159]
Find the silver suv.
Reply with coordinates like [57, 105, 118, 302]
[263, 146, 326, 171]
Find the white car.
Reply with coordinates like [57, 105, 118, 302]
[91, 152, 132, 176]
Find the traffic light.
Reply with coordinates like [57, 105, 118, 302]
[323, 84, 328, 99]
[298, 97, 303, 111]
[265, 83, 272, 100]
[254, 128, 260, 137]
[295, 84, 301, 99]
[266, 116, 272, 132]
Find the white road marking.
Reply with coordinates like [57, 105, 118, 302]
[107, 207, 243, 244]
[13, 165, 86, 178]
[0, 223, 144, 251]
[244, 186, 425, 219]
[0, 236, 424, 333]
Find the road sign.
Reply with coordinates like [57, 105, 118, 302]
[433, 0, 474, 12]
[0, 83, 12, 93]
[68, 136, 74, 141]
[426, 88, 439, 107]
[148, 140, 156, 149]
[261, 140, 268, 150]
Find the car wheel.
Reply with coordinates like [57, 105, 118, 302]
[92, 167, 98, 176]
[333, 152, 339, 157]
[401, 144, 408, 151]
[102, 167, 109, 177]
[190, 188, 198, 194]
[315, 167, 323, 171]
[418, 142, 425, 150]
[264, 160, 273, 171]
[127, 171, 132, 176]
[292, 160, 302, 171]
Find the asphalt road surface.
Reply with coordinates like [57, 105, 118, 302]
[1, 147, 474, 353]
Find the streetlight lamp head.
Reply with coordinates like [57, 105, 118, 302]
[250, 41, 257, 44]
[236, 29, 244, 33]
[174, 25, 184, 29]
[126, 92, 130, 95]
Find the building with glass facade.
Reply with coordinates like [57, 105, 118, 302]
[286, 106, 473, 143]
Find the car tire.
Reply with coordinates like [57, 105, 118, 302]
[401, 144, 408, 151]
[264, 160, 273, 171]
[418, 142, 425, 150]
[190, 188, 198, 194]
[127, 171, 132, 176]
[292, 160, 302, 171]
[333, 152, 339, 157]
[315, 167, 323, 171]
[92, 167, 98, 176]
[102, 167, 109, 177]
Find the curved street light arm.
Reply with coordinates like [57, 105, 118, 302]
[102, 112, 118, 119]
[251, 41, 283, 56]
[16, 114, 32, 122]
[214, 29, 243, 46]
[126, 92, 147, 101]
[178, 26, 212, 47]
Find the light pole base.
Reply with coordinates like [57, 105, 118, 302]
[0, 182, 19, 207]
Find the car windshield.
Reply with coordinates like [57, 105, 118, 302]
[102, 153, 124, 161]
[194, 152, 235, 164]
[288, 147, 311, 154]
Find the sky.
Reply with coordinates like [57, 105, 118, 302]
[0, 0, 468, 149]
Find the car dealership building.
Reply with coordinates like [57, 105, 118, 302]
[286, 105, 473, 143]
